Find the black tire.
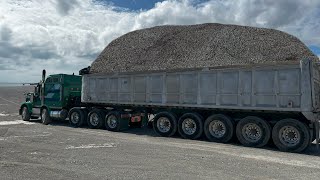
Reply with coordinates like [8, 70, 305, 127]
[21, 106, 31, 121]
[272, 119, 310, 152]
[69, 108, 85, 127]
[105, 111, 122, 131]
[236, 116, 271, 147]
[178, 113, 203, 139]
[204, 114, 235, 143]
[87, 109, 105, 129]
[41, 108, 51, 125]
[153, 112, 177, 137]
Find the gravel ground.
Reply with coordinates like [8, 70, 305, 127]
[1, 86, 320, 180]
[91, 23, 318, 74]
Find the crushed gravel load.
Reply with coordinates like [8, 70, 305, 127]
[90, 23, 318, 74]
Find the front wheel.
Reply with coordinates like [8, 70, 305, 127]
[21, 106, 31, 121]
[41, 108, 51, 125]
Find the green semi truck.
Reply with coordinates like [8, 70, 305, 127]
[19, 70, 82, 125]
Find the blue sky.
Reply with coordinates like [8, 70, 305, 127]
[99, 0, 166, 10]
[97, 0, 208, 10]
[0, 0, 319, 83]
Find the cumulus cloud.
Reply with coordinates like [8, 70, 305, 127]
[0, 0, 319, 83]
[55, 0, 80, 16]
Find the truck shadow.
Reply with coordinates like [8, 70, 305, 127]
[39, 119, 320, 156]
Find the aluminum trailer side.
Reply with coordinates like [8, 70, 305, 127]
[75, 59, 320, 152]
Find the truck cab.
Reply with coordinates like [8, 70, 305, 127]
[19, 71, 82, 124]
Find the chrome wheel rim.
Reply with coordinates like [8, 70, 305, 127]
[70, 112, 80, 124]
[41, 109, 47, 122]
[157, 117, 171, 133]
[182, 118, 197, 135]
[242, 123, 262, 142]
[89, 113, 100, 126]
[279, 126, 300, 147]
[209, 120, 226, 138]
[107, 115, 117, 128]
[22, 107, 27, 119]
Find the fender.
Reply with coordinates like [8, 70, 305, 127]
[19, 102, 33, 115]
[40, 105, 51, 114]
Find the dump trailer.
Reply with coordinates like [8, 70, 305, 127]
[20, 23, 320, 153]
[69, 58, 320, 153]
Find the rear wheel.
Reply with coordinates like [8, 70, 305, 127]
[87, 109, 105, 129]
[41, 108, 51, 125]
[69, 108, 85, 127]
[105, 111, 121, 131]
[21, 106, 31, 121]
[178, 113, 203, 139]
[204, 114, 235, 143]
[272, 119, 310, 152]
[236, 116, 271, 147]
[153, 112, 177, 137]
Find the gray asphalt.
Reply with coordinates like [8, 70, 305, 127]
[1, 86, 320, 180]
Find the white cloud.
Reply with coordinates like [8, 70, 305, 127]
[0, 0, 319, 82]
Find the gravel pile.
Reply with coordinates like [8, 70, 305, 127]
[90, 23, 318, 74]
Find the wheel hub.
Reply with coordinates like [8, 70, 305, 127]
[279, 126, 300, 147]
[209, 120, 226, 138]
[182, 118, 197, 135]
[70, 112, 80, 124]
[107, 115, 117, 128]
[157, 117, 171, 133]
[90, 113, 99, 126]
[242, 123, 262, 142]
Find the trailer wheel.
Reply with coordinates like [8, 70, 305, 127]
[153, 112, 177, 137]
[272, 119, 310, 152]
[204, 114, 235, 143]
[236, 116, 271, 147]
[41, 108, 51, 125]
[69, 108, 85, 127]
[105, 111, 122, 131]
[87, 109, 105, 129]
[21, 106, 31, 121]
[178, 113, 203, 139]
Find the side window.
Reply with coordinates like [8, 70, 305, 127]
[45, 84, 62, 101]
[46, 78, 52, 83]
[52, 84, 61, 91]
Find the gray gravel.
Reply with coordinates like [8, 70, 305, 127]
[90, 23, 318, 74]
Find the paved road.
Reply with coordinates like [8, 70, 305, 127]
[1, 86, 320, 180]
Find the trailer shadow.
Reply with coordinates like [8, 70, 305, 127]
[40, 119, 320, 156]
